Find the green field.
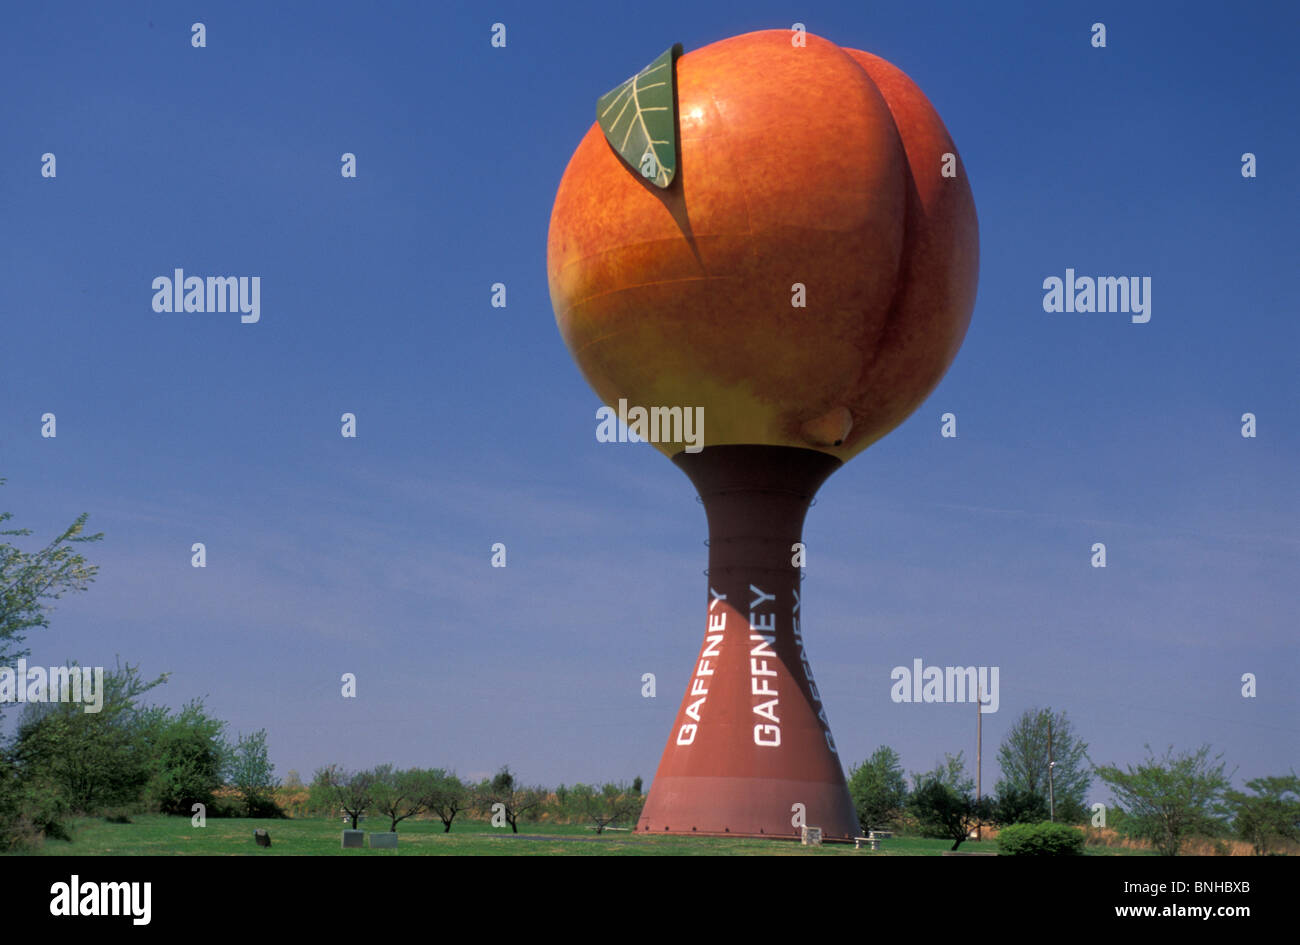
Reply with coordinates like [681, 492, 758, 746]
[9, 815, 1147, 855]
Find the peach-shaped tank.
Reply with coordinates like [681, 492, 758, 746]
[548, 30, 978, 461]
[547, 29, 978, 840]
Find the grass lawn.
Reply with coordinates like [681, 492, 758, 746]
[9, 815, 1148, 855]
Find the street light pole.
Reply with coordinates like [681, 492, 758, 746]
[1047, 716, 1056, 822]
[976, 681, 982, 841]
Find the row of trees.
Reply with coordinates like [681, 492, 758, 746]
[310, 764, 644, 834]
[849, 708, 1300, 855]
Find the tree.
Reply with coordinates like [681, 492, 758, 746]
[847, 745, 908, 832]
[0, 487, 105, 845]
[370, 765, 431, 832]
[423, 770, 469, 833]
[908, 752, 991, 851]
[574, 782, 639, 834]
[479, 766, 544, 833]
[0, 483, 102, 668]
[144, 698, 227, 815]
[995, 707, 1090, 823]
[315, 766, 374, 829]
[910, 751, 975, 795]
[226, 729, 281, 817]
[12, 660, 167, 817]
[909, 780, 994, 852]
[1094, 744, 1233, 856]
[1226, 774, 1300, 855]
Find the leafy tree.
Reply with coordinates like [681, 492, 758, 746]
[307, 765, 337, 816]
[1094, 744, 1233, 856]
[314, 765, 374, 828]
[0, 482, 103, 669]
[144, 698, 227, 815]
[12, 661, 166, 817]
[909, 779, 994, 852]
[847, 745, 908, 832]
[226, 729, 281, 817]
[995, 707, 1090, 822]
[492, 766, 515, 794]
[423, 770, 469, 833]
[0, 486, 104, 846]
[910, 751, 975, 795]
[370, 765, 431, 832]
[573, 782, 639, 834]
[908, 753, 991, 851]
[479, 765, 544, 833]
[1226, 774, 1300, 855]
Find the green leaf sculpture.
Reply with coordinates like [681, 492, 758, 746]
[596, 43, 682, 189]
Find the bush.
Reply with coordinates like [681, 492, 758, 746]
[998, 821, 1085, 856]
[207, 795, 244, 819]
[11, 783, 71, 844]
[994, 787, 1050, 826]
[243, 794, 287, 819]
[0, 752, 70, 847]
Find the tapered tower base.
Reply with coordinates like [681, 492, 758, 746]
[637, 445, 859, 840]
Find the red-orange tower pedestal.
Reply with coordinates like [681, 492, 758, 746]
[637, 445, 859, 840]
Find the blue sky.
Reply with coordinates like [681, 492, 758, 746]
[1, 1, 1296, 802]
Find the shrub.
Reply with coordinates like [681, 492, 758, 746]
[998, 821, 1085, 856]
[243, 794, 287, 819]
[207, 793, 245, 819]
[0, 755, 70, 847]
[994, 787, 1050, 826]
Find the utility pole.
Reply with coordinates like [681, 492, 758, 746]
[1047, 716, 1056, 822]
[976, 680, 983, 841]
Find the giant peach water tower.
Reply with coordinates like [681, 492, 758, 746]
[547, 30, 978, 840]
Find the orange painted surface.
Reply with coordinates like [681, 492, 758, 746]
[548, 30, 978, 460]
